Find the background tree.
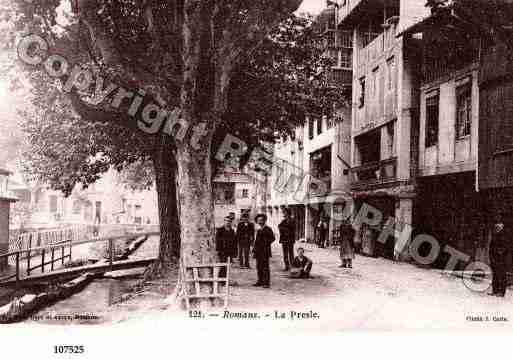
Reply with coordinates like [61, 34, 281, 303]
[9, 1, 349, 306]
[18, 70, 181, 272]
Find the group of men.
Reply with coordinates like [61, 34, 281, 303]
[215, 208, 313, 288]
[217, 209, 512, 298]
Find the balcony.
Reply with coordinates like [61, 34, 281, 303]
[356, 22, 397, 75]
[326, 67, 352, 87]
[351, 157, 397, 189]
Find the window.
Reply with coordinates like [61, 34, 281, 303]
[386, 121, 395, 158]
[340, 48, 352, 69]
[49, 195, 58, 213]
[308, 117, 314, 139]
[326, 114, 334, 129]
[456, 82, 472, 139]
[242, 189, 249, 198]
[338, 30, 352, 48]
[134, 205, 142, 224]
[72, 200, 82, 214]
[425, 93, 440, 147]
[34, 189, 42, 204]
[359, 77, 365, 108]
[317, 117, 323, 135]
[224, 190, 234, 203]
[0, 176, 6, 195]
[372, 67, 379, 96]
[325, 104, 335, 129]
[95, 201, 102, 222]
[309, 146, 332, 194]
[84, 202, 93, 221]
[387, 57, 395, 91]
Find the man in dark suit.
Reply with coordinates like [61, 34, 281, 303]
[339, 220, 356, 268]
[236, 213, 255, 269]
[489, 217, 510, 297]
[215, 216, 237, 278]
[253, 213, 275, 288]
[278, 207, 295, 271]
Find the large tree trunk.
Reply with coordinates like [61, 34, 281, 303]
[175, 139, 218, 308]
[176, 143, 216, 264]
[148, 136, 181, 278]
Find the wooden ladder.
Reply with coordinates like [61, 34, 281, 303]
[180, 259, 230, 310]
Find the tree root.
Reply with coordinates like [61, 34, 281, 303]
[141, 258, 177, 282]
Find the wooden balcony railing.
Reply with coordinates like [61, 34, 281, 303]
[357, 24, 397, 72]
[351, 157, 397, 188]
[327, 68, 352, 87]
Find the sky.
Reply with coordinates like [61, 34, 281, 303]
[297, 0, 325, 15]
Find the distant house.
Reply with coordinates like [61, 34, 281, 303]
[7, 169, 159, 230]
[213, 171, 255, 227]
[0, 168, 17, 269]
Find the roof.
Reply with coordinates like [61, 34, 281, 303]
[0, 168, 12, 176]
[0, 194, 18, 203]
[399, 0, 513, 38]
[397, 9, 483, 38]
[214, 172, 252, 184]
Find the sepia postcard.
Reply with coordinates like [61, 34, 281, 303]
[0, 0, 513, 353]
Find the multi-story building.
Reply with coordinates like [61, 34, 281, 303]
[266, 5, 353, 244]
[400, 2, 485, 268]
[357, 0, 513, 269]
[478, 14, 513, 276]
[339, 0, 428, 259]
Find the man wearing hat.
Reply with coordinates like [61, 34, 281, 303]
[216, 215, 237, 277]
[489, 215, 511, 297]
[253, 213, 275, 288]
[236, 212, 255, 269]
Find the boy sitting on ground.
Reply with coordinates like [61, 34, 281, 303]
[289, 247, 313, 279]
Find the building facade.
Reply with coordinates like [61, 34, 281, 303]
[213, 171, 257, 228]
[339, 0, 428, 259]
[401, 4, 486, 268]
[266, 5, 353, 244]
[8, 169, 159, 230]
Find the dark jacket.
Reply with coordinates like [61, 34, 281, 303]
[278, 218, 296, 244]
[235, 222, 255, 247]
[340, 224, 356, 247]
[253, 225, 275, 259]
[489, 228, 510, 265]
[215, 226, 237, 258]
[292, 255, 312, 269]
